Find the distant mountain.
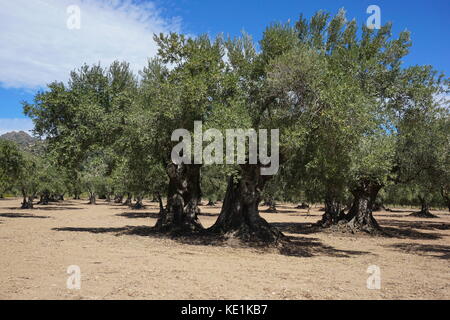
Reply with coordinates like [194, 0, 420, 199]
[0, 131, 38, 150]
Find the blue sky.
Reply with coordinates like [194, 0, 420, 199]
[0, 0, 449, 133]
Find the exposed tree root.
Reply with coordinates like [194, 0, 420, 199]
[338, 180, 384, 235]
[411, 196, 439, 218]
[264, 205, 278, 213]
[296, 203, 310, 209]
[316, 197, 346, 228]
[344, 215, 382, 234]
[372, 203, 387, 212]
[131, 202, 146, 210]
[21, 199, 34, 209]
[209, 166, 285, 245]
[155, 164, 204, 234]
[409, 210, 439, 218]
[211, 215, 284, 244]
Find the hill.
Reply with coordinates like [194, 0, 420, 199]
[0, 131, 45, 155]
[0, 131, 37, 148]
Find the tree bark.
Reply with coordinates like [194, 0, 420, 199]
[296, 202, 310, 209]
[114, 194, 124, 204]
[441, 186, 450, 213]
[38, 191, 50, 205]
[409, 195, 438, 218]
[155, 163, 203, 232]
[156, 192, 165, 214]
[123, 193, 132, 206]
[21, 189, 33, 209]
[88, 192, 96, 205]
[345, 181, 382, 233]
[209, 164, 284, 243]
[132, 195, 145, 209]
[317, 192, 345, 227]
[264, 199, 278, 213]
[372, 201, 386, 212]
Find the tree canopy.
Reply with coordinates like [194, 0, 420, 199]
[15, 9, 449, 242]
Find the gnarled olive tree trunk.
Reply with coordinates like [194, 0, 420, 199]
[123, 192, 132, 206]
[114, 194, 124, 204]
[38, 191, 50, 205]
[345, 181, 382, 233]
[155, 163, 203, 232]
[440, 186, 450, 213]
[88, 192, 96, 205]
[297, 202, 310, 209]
[209, 164, 284, 243]
[264, 198, 278, 213]
[317, 192, 345, 227]
[156, 192, 165, 214]
[410, 195, 438, 218]
[21, 189, 34, 209]
[132, 195, 145, 210]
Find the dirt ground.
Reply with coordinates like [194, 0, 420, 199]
[0, 198, 448, 300]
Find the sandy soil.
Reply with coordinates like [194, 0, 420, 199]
[0, 198, 448, 300]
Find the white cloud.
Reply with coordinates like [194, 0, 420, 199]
[0, 0, 181, 89]
[0, 118, 34, 135]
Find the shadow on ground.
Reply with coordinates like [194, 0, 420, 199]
[109, 206, 158, 210]
[198, 212, 220, 217]
[271, 221, 445, 240]
[280, 235, 369, 258]
[386, 243, 450, 260]
[270, 222, 322, 235]
[378, 219, 450, 231]
[5, 206, 82, 211]
[381, 227, 443, 240]
[263, 209, 299, 214]
[0, 212, 50, 219]
[373, 214, 412, 218]
[52, 225, 370, 259]
[34, 206, 83, 211]
[382, 209, 414, 213]
[53, 226, 130, 234]
[116, 212, 160, 219]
